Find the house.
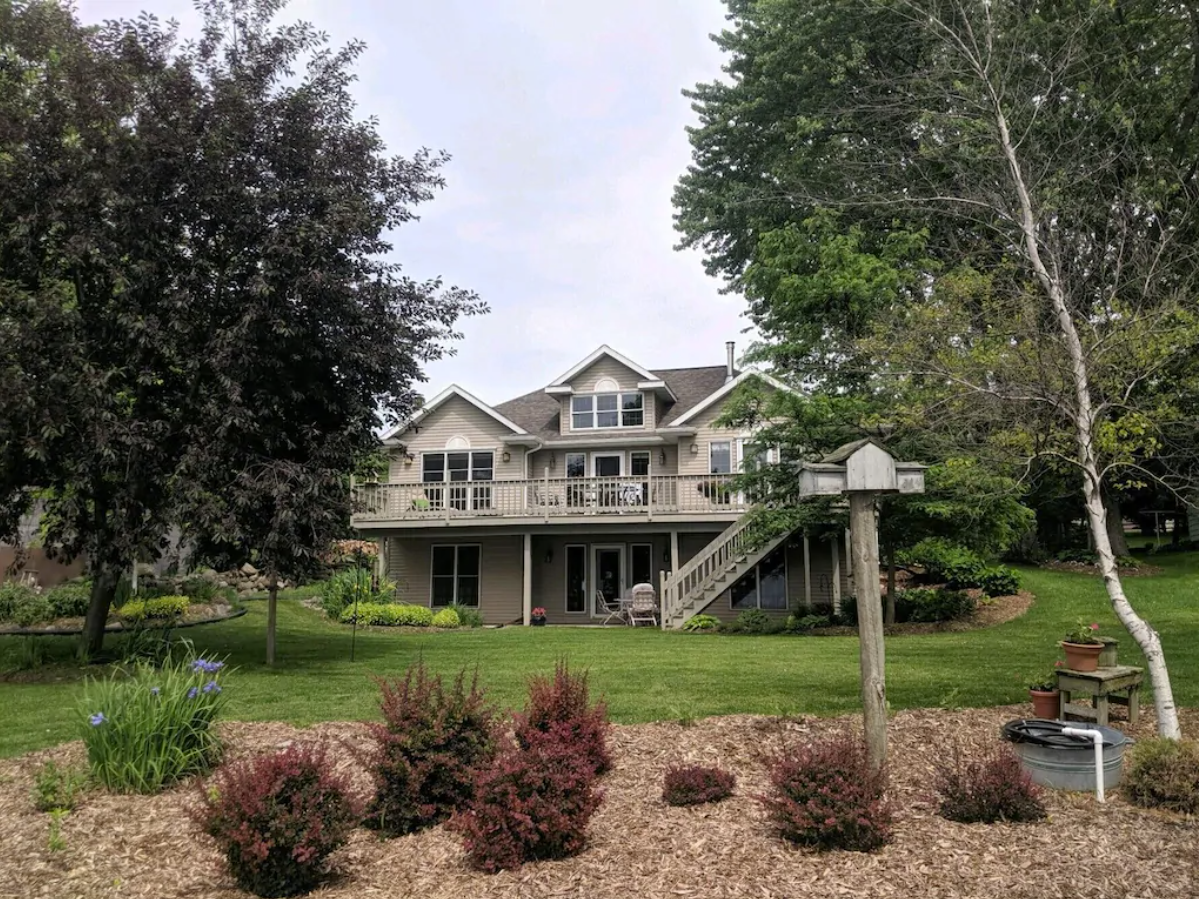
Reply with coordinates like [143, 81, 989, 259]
[351, 343, 851, 628]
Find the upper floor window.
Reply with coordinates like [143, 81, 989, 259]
[571, 393, 644, 429]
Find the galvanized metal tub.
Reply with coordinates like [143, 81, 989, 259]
[1002, 719, 1132, 792]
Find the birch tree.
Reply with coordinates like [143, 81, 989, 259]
[677, 0, 1199, 737]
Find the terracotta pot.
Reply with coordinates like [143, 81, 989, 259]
[1061, 641, 1103, 671]
[1029, 689, 1060, 719]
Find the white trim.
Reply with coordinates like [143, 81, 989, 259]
[548, 344, 659, 388]
[668, 371, 798, 427]
[545, 385, 573, 396]
[446, 434, 470, 450]
[591, 544, 626, 617]
[381, 384, 528, 440]
[564, 543, 588, 615]
[594, 376, 620, 393]
[430, 543, 482, 607]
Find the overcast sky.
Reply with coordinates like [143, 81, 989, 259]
[76, 0, 750, 406]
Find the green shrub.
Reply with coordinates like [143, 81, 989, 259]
[177, 576, 220, 604]
[32, 761, 85, 812]
[0, 581, 38, 622]
[431, 607, 461, 629]
[79, 654, 229, 793]
[1124, 738, 1199, 814]
[733, 608, 772, 634]
[10, 591, 54, 627]
[977, 566, 1021, 598]
[785, 613, 831, 632]
[119, 595, 189, 622]
[899, 587, 975, 623]
[340, 602, 434, 627]
[682, 614, 720, 632]
[320, 568, 393, 619]
[901, 538, 987, 588]
[1054, 547, 1095, 563]
[46, 579, 93, 618]
[449, 604, 484, 628]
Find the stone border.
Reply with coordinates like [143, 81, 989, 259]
[0, 605, 246, 637]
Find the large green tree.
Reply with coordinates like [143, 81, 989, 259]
[677, 0, 1199, 737]
[0, 0, 482, 656]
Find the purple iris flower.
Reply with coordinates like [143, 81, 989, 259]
[89, 712, 106, 726]
[202, 681, 221, 695]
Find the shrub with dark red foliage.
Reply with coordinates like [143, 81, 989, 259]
[662, 764, 736, 806]
[449, 727, 604, 873]
[196, 744, 360, 898]
[934, 744, 1046, 824]
[366, 663, 496, 837]
[513, 661, 611, 775]
[758, 736, 892, 852]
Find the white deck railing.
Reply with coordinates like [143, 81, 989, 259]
[350, 474, 748, 523]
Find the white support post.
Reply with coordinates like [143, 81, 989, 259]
[670, 530, 680, 575]
[376, 538, 387, 583]
[803, 535, 812, 610]
[647, 458, 653, 521]
[522, 532, 533, 626]
[543, 466, 551, 523]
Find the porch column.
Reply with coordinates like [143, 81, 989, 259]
[669, 530, 680, 575]
[803, 535, 812, 610]
[831, 536, 842, 615]
[376, 537, 387, 582]
[522, 532, 533, 626]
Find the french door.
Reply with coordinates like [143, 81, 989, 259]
[592, 545, 625, 616]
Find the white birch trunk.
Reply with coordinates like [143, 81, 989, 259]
[990, 98, 1182, 739]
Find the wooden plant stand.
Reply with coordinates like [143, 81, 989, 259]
[1055, 665, 1144, 726]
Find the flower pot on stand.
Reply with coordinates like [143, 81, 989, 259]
[1029, 689, 1061, 719]
[530, 607, 547, 627]
[1061, 641, 1103, 672]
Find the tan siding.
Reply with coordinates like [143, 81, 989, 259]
[386, 535, 524, 625]
[562, 356, 650, 436]
[677, 386, 781, 477]
[388, 396, 525, 484]
[530, 533, 674, 624]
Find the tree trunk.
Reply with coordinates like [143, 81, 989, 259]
[884, 543, 897, 626]
[991, 95, 1182, 739]
[1103, 492, 1130, 557]
[850, 493, 887, 773]
[266, 574, 278, 667]
[80, 567, 120, 660]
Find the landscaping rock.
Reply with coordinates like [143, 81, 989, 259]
[240, 563, 259, 576]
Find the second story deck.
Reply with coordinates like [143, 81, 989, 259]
[351, 473, 749, 530]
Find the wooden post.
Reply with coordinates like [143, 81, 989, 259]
[522, 532, 533, 626]
[850, 493, 886, 774]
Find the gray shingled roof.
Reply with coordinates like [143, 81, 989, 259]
[494, 365, 732, 442]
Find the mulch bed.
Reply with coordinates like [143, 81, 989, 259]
[807, 590, 1034, 637]
[1039, 561, 1163, 577]
[3, 705, 1197, 899]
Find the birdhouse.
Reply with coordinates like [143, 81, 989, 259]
[798, 438, 926, 497]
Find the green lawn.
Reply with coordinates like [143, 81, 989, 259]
[2, 551, 1197, 759]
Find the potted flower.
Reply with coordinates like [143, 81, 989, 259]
[530, 607, 547, 627]
[1028, 662, 1063, 719]
[1061, 618, 1103, 671]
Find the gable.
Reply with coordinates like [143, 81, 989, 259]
[398, 395, 520, 454]
[566, 355, 651, 394]
[547, 345, 658, 390]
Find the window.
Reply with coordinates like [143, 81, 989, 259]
[731, 546, 787, 610]
[710, 441, 732, 475]
[565, 545, 586, 613]
[570, 393, 644, 429]
[422, 452, 494, 510]
[629, 451, 650, 476]
[631, 544, 653, 586]
[431, 545, 480, 606]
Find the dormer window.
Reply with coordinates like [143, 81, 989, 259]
[571, 392, 644, 429]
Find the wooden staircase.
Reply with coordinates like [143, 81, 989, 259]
[659, 514, 793, 629]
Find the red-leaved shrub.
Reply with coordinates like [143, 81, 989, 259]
[662, 764, 736, 806]
[934, 744, 1046, 823]
[195, 744, 359, 898]
[366, 663, 496, 836]
[759, 735, 892, 852]
[513, 661, 611, 775]
[449, 728, 604, 873]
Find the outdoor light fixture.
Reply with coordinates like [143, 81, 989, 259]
[502, 450, 511, 463]
[690, 443, 699, 455]
[402, 453, 414, 466]
[658, 450, 667, 465]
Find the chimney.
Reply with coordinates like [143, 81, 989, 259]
[725, 341, 736, 382]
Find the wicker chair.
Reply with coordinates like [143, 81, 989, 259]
[628, 583, 658, 627]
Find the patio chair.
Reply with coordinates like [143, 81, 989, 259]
[597, 589, 626, 625]
[628, 583, 658, 627]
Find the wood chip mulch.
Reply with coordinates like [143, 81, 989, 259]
[809, 590, 1034, 637]
[2, 706, 1197, 899]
